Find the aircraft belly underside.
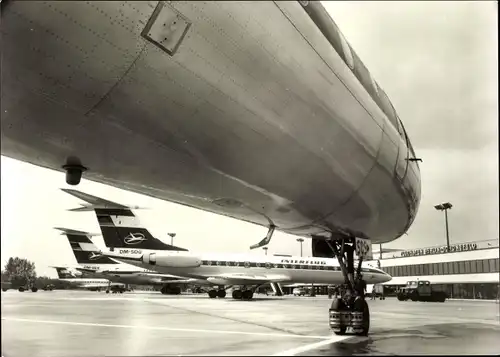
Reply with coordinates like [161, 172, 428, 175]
[0, 1, 420, 244]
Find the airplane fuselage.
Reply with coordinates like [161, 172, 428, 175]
[59, 278, 115, 289]
[112, 252, 392, 286]
[77, 264, 179, 286]
[1, 1, 421, 244]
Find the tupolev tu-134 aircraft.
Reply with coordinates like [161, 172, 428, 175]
[2, 1, 421, 336]
[50, 266, 126, 293]
[60, 188, 392, 301]
[55, 227, 200, 295]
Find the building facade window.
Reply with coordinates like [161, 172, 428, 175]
[384, 258, 499, 277]
[459, 261, 465, 274]
[489, 259, 496, 272]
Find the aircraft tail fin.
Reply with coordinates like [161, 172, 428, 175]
[55, 227, 119, 265]
[61, 189, 188, 252]
[51, 266, 78, 279]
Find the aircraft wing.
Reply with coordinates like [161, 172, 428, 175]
[75, 267, 99, 274]
[135, 272, 185, 279]
[159, 278, 206, 284]
[79, 283, 106, 288]
[206, 273, 292, 285]
[136, 272, 205, 284]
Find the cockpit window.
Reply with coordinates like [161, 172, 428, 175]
[375, 85, 399, 131]
[338, 30, 354, 70]
[396, 115, 405, 139]
[370, 74, 379, 95]
[398, 118, 418, 166]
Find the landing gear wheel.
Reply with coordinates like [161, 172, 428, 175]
[232, 290, 243, 300]
[217, 289, 226, 298]
[106, 290, 110, 294]
[330, 298, 347, 335]
[242, 290, 253, 300]
[208, 290, 217, 299]
[31, 287, 38, 292]
[353, 298, 370, 336]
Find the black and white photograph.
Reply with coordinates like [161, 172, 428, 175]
[1, 1, 498, 356]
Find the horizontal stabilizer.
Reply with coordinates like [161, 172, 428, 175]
[49, 265, 71, 269]
[61, 188, 148, 211]
[68, 206, 100, 212]
[54, 227, 100, 237]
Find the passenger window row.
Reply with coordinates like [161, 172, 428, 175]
[200, 260, 380, 274]
[382, 258, 499, 277]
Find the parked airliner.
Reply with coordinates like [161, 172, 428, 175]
[62, 188, 391, 300]
[57, 227, 203, 294]
[51, 266, 125, 292]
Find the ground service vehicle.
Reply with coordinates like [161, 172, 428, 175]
[2, 281, 57, 292]
[2, 282, 39, 292]
[1, 282, 12, 292]
[293, 288, 306, 296]
[397, 280, 447, 302]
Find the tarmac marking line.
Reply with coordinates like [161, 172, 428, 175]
[272, 335, 356, 356]
[372, 311, 499, 325]
[1, 317, 329, 340]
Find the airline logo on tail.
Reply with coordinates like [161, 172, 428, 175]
[54, 267, 78, 279]
[88, 252, 103, 261]
[60, 268, 72, 276]
[124, 233, 147, 245]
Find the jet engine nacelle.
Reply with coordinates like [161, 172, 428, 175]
[206, 278, 232, 285]
[143, 252, 201, 268]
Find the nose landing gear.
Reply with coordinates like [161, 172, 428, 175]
[326, 235, 371, 336]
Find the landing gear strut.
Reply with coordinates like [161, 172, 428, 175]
[327, 235, 370, 336]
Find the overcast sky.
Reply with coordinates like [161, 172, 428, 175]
[1, 1, 498, 277]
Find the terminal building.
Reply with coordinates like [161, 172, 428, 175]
[372, 239, 499, 300]
[281, 239, 499, 299]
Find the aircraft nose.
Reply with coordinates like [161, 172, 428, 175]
[382, 271, 392, 283]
